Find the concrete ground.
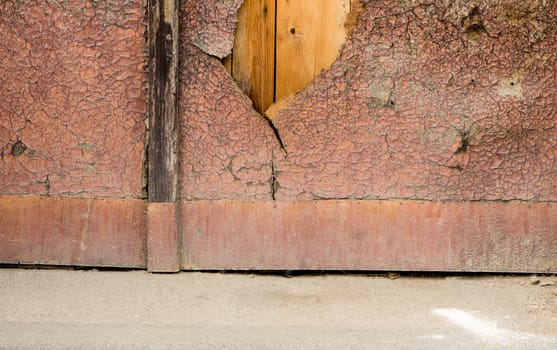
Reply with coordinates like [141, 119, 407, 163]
[0, 269, 556, 349]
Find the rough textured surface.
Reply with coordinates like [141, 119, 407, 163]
[1, 270, 557, 349]
[273, 0, 557, 200]
[179, 0, 281, 200]
[182, 0, 243, 59]
[181, 200, 557, 272]
[178, 0, 557, 202]
[0, 1, 147, 198]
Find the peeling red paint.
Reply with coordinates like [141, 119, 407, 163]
[179, 0, 281, 200]
[273, 0, 557, 201]
[182, 0, 244, 58]
[178, 0, 556, 202]
[0, 0, 147, 198]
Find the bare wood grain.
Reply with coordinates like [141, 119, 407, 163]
[275, 0, 350, 101]
[232, 0, 276, 113]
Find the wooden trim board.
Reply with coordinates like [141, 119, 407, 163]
[148, 0, 179, 202]
[0, 196, 147, 268]
[1, 196, 555, 272]
[181, 200, 557, 272]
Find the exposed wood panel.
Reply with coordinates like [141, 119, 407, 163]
[232, 0, 276, 113]
[148, 0, 179, 202]
[181, 200, 557, 273]
[275, 0, 350, 100]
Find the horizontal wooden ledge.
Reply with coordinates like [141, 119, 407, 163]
[0, 195, 147, 268]
[181, 200, 557, 273]
[1, 196, 556, 273]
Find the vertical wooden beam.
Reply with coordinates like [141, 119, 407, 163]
[147, 0, 180, 272]
[148, 0, 178, 203]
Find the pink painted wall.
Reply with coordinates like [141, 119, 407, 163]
[2, 0, 555, 203]
[179, 0, 557, 202]
[0, 0, 146, 198]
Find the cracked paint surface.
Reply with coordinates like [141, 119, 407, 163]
[273, 0, 557, 201]
[2, 0, 554, 202]
[179, 0, 281, 200]
[0, 0, 146, 197]
[182, 0, 244, 59]
[178, 0, 556, 202]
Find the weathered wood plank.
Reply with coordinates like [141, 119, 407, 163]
[232, 0, 276, 113]
[275, 0, 350, 101]
[181, 200, 557, 273]
[148, 0, 178, 202]
[0, 196, 147, 268]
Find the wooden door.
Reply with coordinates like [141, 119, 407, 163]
[225, 0, 352, 115]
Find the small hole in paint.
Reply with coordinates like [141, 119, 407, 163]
[11, 140, 26, 157]
[290, 27, 296, 34]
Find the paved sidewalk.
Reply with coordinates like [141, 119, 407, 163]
[0, 269, 556, 349]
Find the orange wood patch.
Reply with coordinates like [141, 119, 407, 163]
[275, 0, 350, 100]
[227, 0, 351, 113]
[231, 0, 276, 113]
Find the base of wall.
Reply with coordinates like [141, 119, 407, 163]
[181, 201, 557, 273]
[1, 196, 556, 272]
[0, 196, 146, 268]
